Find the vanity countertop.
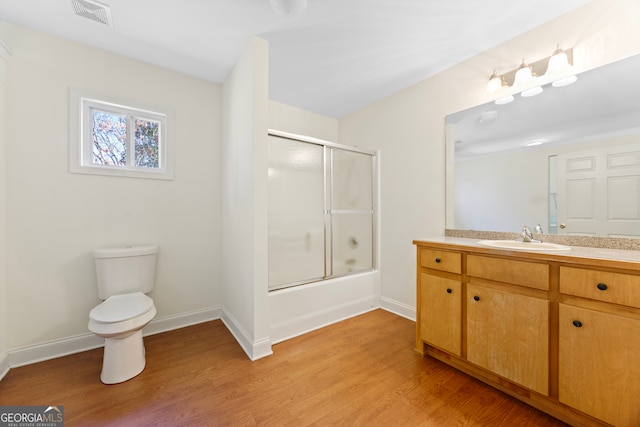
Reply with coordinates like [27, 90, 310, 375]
[414, 236, 640, 272]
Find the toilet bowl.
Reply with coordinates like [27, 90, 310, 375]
[88, 245, 159, 384]
[89, 292, 157, 384]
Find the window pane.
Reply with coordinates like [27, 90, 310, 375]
[134, 118, 160, 168]
[92, 110, 127, 166]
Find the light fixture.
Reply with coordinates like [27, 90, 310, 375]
[495, 95, 514, 105]
[513, 59, 534, 87]
[526, 140, 545, 147]
[521, 86, 543, 97]
[486, 45, 577, 103]
[546, 45, 570, 73]
[486, 70, 503, 92]
[513, 59, 543, 98]
[546, 45, 577, 87]
[552, 75, 578, 87]
[270, 0, 307, 17]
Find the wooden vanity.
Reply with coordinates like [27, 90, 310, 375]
[414, 237, 640, 427]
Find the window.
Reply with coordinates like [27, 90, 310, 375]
[69, 88, 173, 179]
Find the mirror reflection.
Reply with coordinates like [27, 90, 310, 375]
[446, 54, 640, 238]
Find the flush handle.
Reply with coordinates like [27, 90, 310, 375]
[597, 283, 608, 291]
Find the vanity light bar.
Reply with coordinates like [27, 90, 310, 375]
[487, 46, 577, 104]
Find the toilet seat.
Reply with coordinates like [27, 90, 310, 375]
[90, 292, 154, 323]
[88, 292, 156, 337]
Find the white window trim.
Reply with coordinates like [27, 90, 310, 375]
[69, 87, 174, 180]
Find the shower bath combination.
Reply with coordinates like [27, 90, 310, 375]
[267, 131, 377, 291]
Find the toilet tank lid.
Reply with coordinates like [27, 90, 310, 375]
[93, 245, 159, 259]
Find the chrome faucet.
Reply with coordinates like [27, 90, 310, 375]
[520, 225, 541, 243]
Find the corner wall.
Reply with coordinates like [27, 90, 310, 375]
[221, 37, 272, 360]
[1, 21, 222, 366]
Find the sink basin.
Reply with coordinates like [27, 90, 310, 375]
[476, 240, 571, 251]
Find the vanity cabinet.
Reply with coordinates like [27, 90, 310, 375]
[415, 239, 640, 427]
[417, 248, 462, 356]
[419, 273, 461, 356]
[558, 266, 640, 426]
[466, 284, 549, 395]
[558, 304, 640, 427]
[464, 254, 550, 395]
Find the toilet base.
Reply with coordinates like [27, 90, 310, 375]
[100, 329, 146, 384]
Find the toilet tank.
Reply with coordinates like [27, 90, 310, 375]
[93, 245, 159, 300]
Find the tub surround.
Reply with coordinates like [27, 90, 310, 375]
[415, 236, 640, 426]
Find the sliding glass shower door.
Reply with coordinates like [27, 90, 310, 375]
[268, 136, 325, 288]
[268, 133, 376, 291]
[329, 149, 374, 277]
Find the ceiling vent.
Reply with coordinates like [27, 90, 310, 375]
[71, 0, 113, 26]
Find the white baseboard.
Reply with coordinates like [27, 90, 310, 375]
[0, 351, 9, 381]
[143, 306, 221, 336]
[5, 306, 221, 371]
[220, 307, 273, 361]
[380, 296, 416, 322]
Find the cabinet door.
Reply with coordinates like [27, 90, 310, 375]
[420, 273, 461, 356]
[467, 284, 549, 395]
[559, 304, 640, 426]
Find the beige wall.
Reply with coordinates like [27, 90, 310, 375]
[221, 37, 272, 360]
[339, 0, 640, 316]
[269, 101, 339, 142]
[3, 22, 222, 351]
[0, 37, 8, 371]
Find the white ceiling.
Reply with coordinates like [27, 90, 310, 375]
[0, 0, 590, 118]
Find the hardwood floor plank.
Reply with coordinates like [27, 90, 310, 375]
[0, 309, 567, 426]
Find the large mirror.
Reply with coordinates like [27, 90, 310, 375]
[446, 54, 640, 239]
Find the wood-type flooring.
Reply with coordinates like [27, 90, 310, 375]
[0, 309, 568, 426]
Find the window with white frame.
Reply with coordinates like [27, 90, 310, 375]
[69, 89, 173, 179]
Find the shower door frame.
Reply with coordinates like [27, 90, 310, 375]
[268, 129, 378, 291]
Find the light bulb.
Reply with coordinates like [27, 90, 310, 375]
[486, 71, 502, 92]
[513, 60, 533, 87]
[546, 45, 570, 75]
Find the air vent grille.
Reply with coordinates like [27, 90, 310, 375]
[71, 0, 113, 26]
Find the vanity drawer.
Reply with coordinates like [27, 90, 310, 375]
[420, 248, 461, 274]
[560, 266, 640, 308]
[467, 255, 549, 290]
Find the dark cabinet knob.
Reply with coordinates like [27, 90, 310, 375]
[446, 288, 452, 294]
[573, 320, 583, 328]
[435, 258, 441, 263]
[597, 283, 608, 291]
[473, 296, 480, 301]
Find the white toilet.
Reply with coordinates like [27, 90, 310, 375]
[88, 245, 159, 384]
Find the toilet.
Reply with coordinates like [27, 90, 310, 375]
[88, 245, 159, 384]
